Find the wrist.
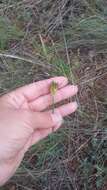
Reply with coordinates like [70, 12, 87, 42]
[0, 149, 25, 186]
[0, 155, 22, 186]
[0, 160, 14, 186]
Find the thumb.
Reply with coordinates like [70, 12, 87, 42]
[30, 111, 63, 130]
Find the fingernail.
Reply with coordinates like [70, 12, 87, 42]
[72, 85, 78, 93]
[51, 111, 63, 127]
[72, 101, 78, 110]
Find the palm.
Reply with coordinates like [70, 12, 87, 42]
[0, 77, 78, 185]
[2, 77, 67, 111]
[1, 77, 78, 157]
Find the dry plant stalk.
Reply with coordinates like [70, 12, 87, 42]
[50, 81, 58, 114]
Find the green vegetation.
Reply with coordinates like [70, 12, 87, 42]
[0, 16, 24, 49]
[0, 0, 107, 189]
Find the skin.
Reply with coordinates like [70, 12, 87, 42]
[0, 76, 78, 186]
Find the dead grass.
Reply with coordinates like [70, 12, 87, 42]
[0, 0, 107, 190]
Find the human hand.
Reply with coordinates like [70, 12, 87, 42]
[0, 76, 78, 186]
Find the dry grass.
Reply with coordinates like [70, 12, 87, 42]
[0, 0, 107, 190]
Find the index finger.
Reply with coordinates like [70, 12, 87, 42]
[13, 76, 68, 102]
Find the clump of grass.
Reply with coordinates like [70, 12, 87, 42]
[38, 34, 71, 78]
[55, 16, 107, 51]
[0, 16, 24, 50]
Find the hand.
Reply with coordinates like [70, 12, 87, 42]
[0, 76, 78, 186]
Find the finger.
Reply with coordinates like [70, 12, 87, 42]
[11, 76, 68, 102]
[31, 122, 61, 145]
[30, 102, 77, 130]
[29, 85, 78, 111]
[53, 102, 78, 117]
[30, 102, 78, 145]
[31, 128, 53, 145]
[30, 111, 63, 130]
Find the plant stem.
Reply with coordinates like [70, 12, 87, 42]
[52, 95, 55, 114]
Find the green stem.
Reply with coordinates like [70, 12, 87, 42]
[52, 95, 55, 114]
